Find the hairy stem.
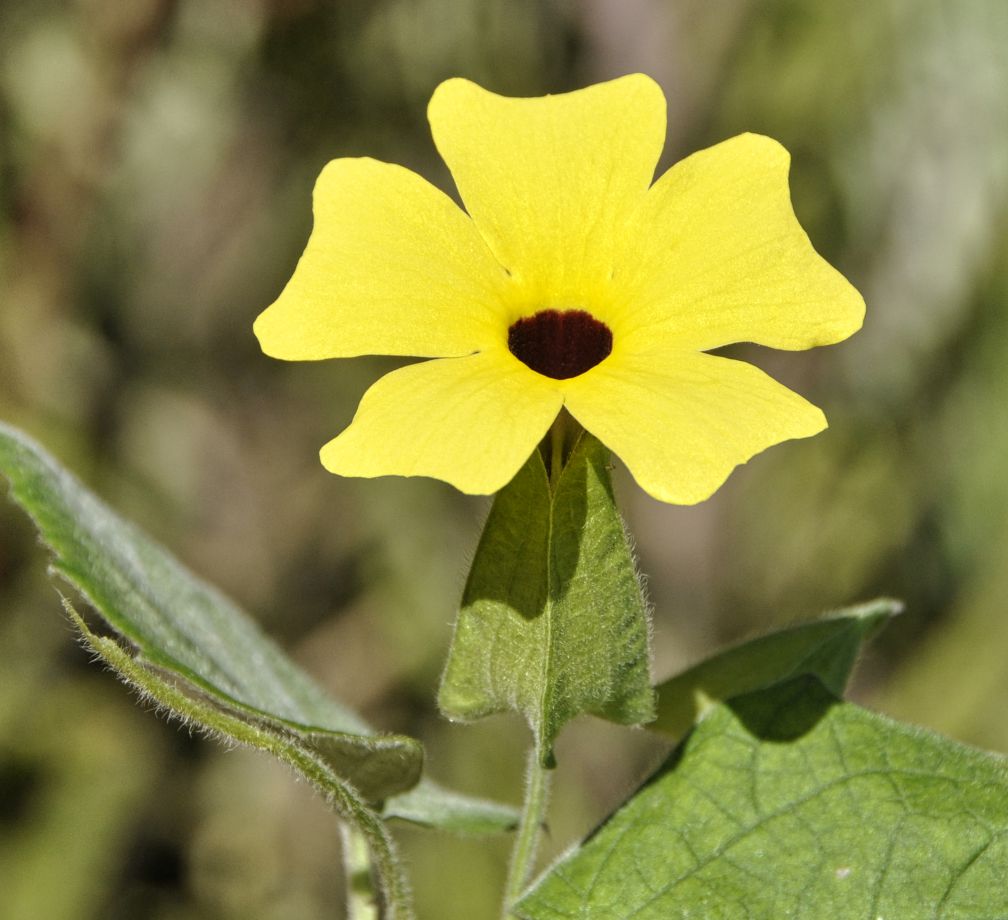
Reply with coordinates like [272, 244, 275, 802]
[341, 823, 380, 920]
[66, 602, 414, 918]
[502, 747, 552, 916]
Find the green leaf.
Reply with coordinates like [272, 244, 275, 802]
[67, 601, 417, 919]
[0, 420, 418, 802]
[517, 676, 1008, 920]
[651, 598, 901, 738]
[0, 420, 516, 837]
[439, 432, 654, 763]
[382, 779, 518, 835]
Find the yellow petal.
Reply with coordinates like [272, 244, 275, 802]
[254, 158, 509, 360]
[428, 75, 666, 307]
[614, 133, 864, 352]
[320, 350, 563, 494]
[563, 349, 826, 504]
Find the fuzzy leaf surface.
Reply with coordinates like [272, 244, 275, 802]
[651, 597, 901, 738]
[0, 421, 514, 835]
[0, 420, 420, 801]
[518, 676, 1008, 920]
[439, 432, 654, 762]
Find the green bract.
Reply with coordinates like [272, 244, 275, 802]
[439, 431, 654, 763]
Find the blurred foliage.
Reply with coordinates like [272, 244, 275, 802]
[1, 0, 1006, 917]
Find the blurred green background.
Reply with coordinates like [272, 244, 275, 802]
[2, 0, 1007, 917]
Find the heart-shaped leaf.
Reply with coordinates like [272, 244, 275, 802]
[518, 676, 1008, 919]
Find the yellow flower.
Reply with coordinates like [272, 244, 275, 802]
[254, 75, 863, 504]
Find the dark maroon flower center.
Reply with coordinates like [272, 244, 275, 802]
[507, 309, 613, 380]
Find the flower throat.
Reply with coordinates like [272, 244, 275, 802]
[508, 309, 613, 380]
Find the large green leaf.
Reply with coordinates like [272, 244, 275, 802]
[439, 431, 654, 763]
[517, 676, 1008, 919]
[651, 598, 901, 738]
[0, 420, 417, 800]
[0, 420, 517, 836]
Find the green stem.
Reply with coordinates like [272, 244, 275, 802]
[502, 747, 552, 916]
[341, 823, 380, 920]
[66, 602, 414, 919]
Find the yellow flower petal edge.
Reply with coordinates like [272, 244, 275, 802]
[255, 75, 865, 504]
[563, 349, 826, 504]
[254, 158, 509, 359]
[428, 74, 666, 306]
[614, 133, 865, 352]
[320, 350, 563, 495]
